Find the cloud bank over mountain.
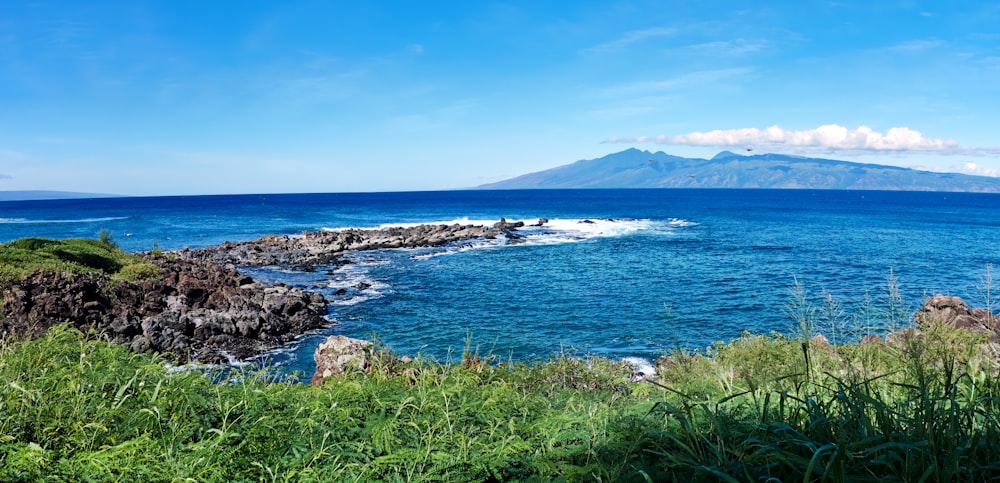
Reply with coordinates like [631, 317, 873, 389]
[479, 148, 1000, 192]
[606, 125, 999, 156]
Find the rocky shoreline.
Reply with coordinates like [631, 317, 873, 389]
[6, 219, 997, 377]
[0, 221, 531, 364]
[184, 219, 529, 268]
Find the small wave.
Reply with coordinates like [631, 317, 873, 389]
[621, 356, 657, 380]
[751, 245, 795, 251]
[325, 262, 390, 306]
[0, 216, 128, 224]
[666, 218, 698, 227]
[410, 238, 507, 261]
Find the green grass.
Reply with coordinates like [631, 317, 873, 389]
[0, 237, 160, 286]
[0, 326, 660, 481]
[2, 317, 1000, 481]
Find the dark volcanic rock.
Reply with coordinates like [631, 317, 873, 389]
[185, 222, 517, 267]
[0, 256, 329, 363]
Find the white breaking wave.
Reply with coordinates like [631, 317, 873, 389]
[325, 259, 391, 306]
[0, 216, 128, 224]
[666, 218, 698, 228]
[523, 218, 652, 241]
[621, 356, 658, 380]
[318, 217, 695, 261]
[409, 238, 507, 261]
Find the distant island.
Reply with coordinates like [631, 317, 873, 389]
[479, 149, 1000, 192]
[0, 191, 119, 201]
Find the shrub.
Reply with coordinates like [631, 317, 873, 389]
[114, 262, 162, 282]
[0, 237, 156, 286]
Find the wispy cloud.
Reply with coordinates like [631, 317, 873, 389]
[0, 148, 30, 162]
[595, 68, 751, 97]
[37, 17, 90, 51]
[583, 104, 657, 120]
[0, 174, 11, 180]
[582, 27, 677, 54]
[885, 39, 944, 53]
[605, 124, 1000, 156]
[679, 38, 767, 56]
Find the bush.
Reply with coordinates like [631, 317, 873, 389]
[114, 262, 162, 282]
[0, 237, 158, 286]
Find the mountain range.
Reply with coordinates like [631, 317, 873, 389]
[478, 149, 1000, 192]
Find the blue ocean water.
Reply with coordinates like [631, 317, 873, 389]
[2, 189, 999, 375]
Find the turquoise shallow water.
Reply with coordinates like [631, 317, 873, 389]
[3, 189, 999, 375]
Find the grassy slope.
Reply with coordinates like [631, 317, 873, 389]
[2, 322, 1000, 481]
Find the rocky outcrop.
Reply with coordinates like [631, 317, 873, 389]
[914, 294, 996, 332]
[1, 221, 539, 365]
[0, 255, 329, 363]
[186, 221, 528, 267]
[310, 335, 375, 385]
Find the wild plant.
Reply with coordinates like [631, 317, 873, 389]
[643, 272, 1000, 481]
[818, 289, 847, 346]
[97, 228, 117, 248]
[783, 277, 817, 380]
[882, 268, 909, 333]
[978, 262, 997, 324]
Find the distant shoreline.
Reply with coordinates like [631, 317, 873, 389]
[0, 190, 120, 202]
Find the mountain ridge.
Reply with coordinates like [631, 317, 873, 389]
[478, 149, 1000, 192]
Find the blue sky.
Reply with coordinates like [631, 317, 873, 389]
[1, 1, 998, 195]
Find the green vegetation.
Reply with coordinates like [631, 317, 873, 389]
[0, 326, 651, 481]
[2, 313, 1000, 481]
[0, 236, 161, 286]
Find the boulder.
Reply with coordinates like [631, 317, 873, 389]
[311, 335, 374, 385]
[860, 333, 884, 345]
[914, 294, 973, 325]
[914, 294, 996, 333]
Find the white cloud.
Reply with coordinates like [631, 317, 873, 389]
[681, 38, 767, 56]
[0, 148, 30, 161]
[603, 124, 999, 155]
[582, 27, 677, 54]
[885, 39, 944, 53]
[595, 68, 751, 97]
[952, 162, 1000, 177]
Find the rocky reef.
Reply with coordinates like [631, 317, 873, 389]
[0, 255, 328, 363]
[185, 220, 526, 268]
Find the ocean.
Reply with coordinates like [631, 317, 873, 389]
[2, 189, 999, 376]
